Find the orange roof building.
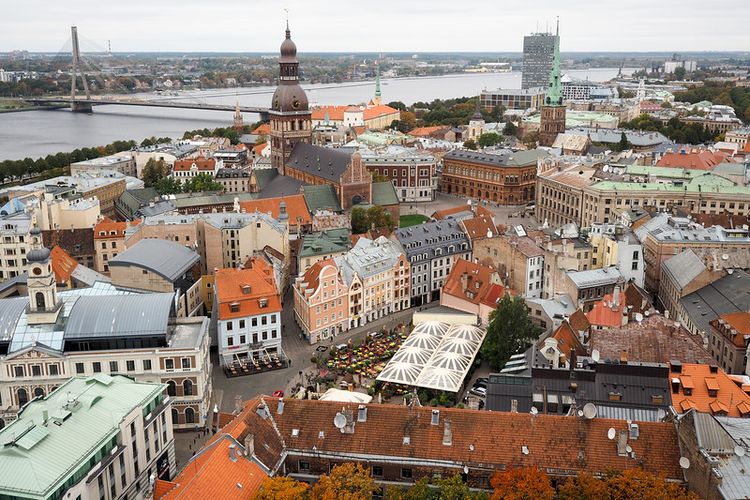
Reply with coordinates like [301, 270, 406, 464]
[93, 217, 142, 274]
[708, 311, 750, 375]
[670, 363, 750, 417]
[238, 194, 311, 229]
[440, 258, 506, 324]
[214, 258, 283, 366]
[172, 157, 216, 172]
[251, 123, 271, 136]
[310, 104, 400, 131]
[408, 125, 450, 138]
[155, 435, 267, 500]
[656, 148, 732, 170]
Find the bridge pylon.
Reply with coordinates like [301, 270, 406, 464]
[70, 26, 92, 113]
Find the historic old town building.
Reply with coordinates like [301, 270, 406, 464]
[538, 22, 566, 147]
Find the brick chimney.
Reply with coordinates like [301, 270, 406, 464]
[244, 434, 255, 457]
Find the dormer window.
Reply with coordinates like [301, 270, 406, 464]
[241, 284, 251, 295]
[259, 298, 268, 308]
[230, 303, 240, 313]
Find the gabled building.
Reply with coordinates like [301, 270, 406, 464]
[170, 157, 219, 184]
[473, 235, 544, 299]
[440, 258, 505, 324]
[293, 259, 349, 344]
[214, 258, 283, 366]
[93, 217, 142, 274]
[297, 228, 351, 275]
[708, 312, 750, 375]
[669, 363, 750, 417]
[393, 220, 471, 306]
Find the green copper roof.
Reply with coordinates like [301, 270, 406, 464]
[371, 181, 400, 206]
[544, 20, 563, 107]
[623, 164, 708, 180]
[523, 110, 618, 127]
[299, 228, 352, 258]
[303, 184, 341, 213]
[0, 375, 164, 500]
[591, 173, 750, 194]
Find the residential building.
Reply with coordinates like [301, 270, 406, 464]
[210, 396, 684, 489]
[563, 266, 624, 311]
[0, 375, 175, 500]
[0, 214, 32, 281]
[239, 194, 312, 235]
[311, 104, 400, 130]
[523, 110, 618, 133]
[541, 233, 594, 299]
[213, 148, 249, 167]
[535, 159, 597, 228]
[658, 250, 725, 321]
[588, 222, 644, 287]
[636, 214, 750, 293]
[293, 237, 409, 342]
[657, 148, 733, 170]
[479, 87, 546, 111]
[441, 149, 547, 204]
[297, 228, 351, 275]
[725, 126, 750, 149]
[170, 157, 218, 184]
[269, 25, 313, 173]
[394, 220, 471, 305]
[473, 235, 544, 298]
[440, 258, 506, 324]
[360, 147, 437, 203]
[50, 245, 109, 289]
[522, 31, 558, 90]
[115, 187, 163, 220]
[707, 312, 750, 375]
[109, 239, 203, 317]
[42, 228, 96, 270]
[214, 258, 283, 366]
[682, 105, 743, 134]
[215, 167, 252, 193]
[70, 152, 137, 177]
[93, 217, 142, 273]
[560, 74, 609, 100]
[669, 363, 750, 417]
[538, 24, 566, 147]
[678, 270, 750, 340]
[132, 142, 199, 178]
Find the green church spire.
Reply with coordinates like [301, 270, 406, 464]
[545, 18, 563, 107]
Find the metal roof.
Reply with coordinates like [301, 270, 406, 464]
[0, 375, 164, 499]
[662, 250, 706, 289]
[0, 297, 28, 342]
[109, 239, 199, 282]
[443, 148, 548, 168]
[64, 293, 174, 340]
[680, 270, 750, 336]
[286, 143, 352, 182]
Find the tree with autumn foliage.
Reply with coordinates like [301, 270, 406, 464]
[490, 467, 554, 500]
[309, 463, 378, 500]
[254, 475, 309, 500]
[557, 469, 698, 500]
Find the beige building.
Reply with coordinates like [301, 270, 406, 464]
[0, 215, 32, 281]
[658, 249, 724, 321]
[535, 159, 597, 228]
[94, 218, 142, 273]
[541, 236, 593, 300]
[70, 152, 137, 177]
[473, 235, 545, 298]
[32, 194, 101, 231]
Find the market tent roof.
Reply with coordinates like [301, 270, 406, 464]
[318, 388, 373, 404]
[377, 323, 486, 393]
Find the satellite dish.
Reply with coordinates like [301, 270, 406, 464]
[333, 413, 346, 429]
[487, 230, 493, 239]
[583, 403, 597, 419]
[592, 349, 600, 362]
[530, 407, 539, 415]
[736, 446, 746, 457]
[657, 408, 666, 421]
[467, 199, 472, 206]
[626, 445, 632, 453]
[679, 457, 690, 469]
[722, 253, 729, 261]
[607, 428, 616, 440]
[577, 410, 584, 417]
[635, 313, 644, 322]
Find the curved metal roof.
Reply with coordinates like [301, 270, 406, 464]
[64, 293, 174, 340]
[108, 239, 199, 282]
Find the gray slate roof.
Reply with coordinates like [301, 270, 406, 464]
[371, 181, 399, 206]
[286, 143, 353, 182]
[394, 220, 470, 261]
[257, 174, 305, 199]
[661, 250, 706, 289]
[680, 270, 750, 336]
[64, 293, 174, 340]
[443, 148, 548, 168]
[109, 239, 199, 282]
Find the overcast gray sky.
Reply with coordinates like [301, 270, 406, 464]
[3, 0, 749, 53]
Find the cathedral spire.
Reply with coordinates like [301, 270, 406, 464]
[545, 17, 563, 107]
[373, 64, 382, 106]
[472, 95, 483, 121]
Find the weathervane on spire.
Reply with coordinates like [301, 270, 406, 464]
[284, 8, 289, 30]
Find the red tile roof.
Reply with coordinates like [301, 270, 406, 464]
[671, 364, 750, 417]
[408, 126, 448, 137]
[656, 149, 732, 170]
[220, 396, 683, 481]
[50, 245, 78, 284]
[442, 258, 501, 306]
[461, 213, 498, 241]
[215, 258, 281, 320]
[433, 204, 494, 221]
[172, 157, 216, 172]
[311, 106, 347, 121]
[156, 435, 267, 500]
[238, 194, 311, 226]
[551, 321, 587, 359]
[586, 291, 627, 329]
[252, 123, 271, 136]
[363, 104, 399, 121]
[94, 217, 141, 239]
[300, 258, 336, 294]
[711, 311, 750, 348]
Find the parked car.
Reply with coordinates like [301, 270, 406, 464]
[369, 331, 384, 339]
[335, 343, 348, 351]
[272, 390, 284, 398]
[474, 377, 488, 387]
[469, 386, 487, 397]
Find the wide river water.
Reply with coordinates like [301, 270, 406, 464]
[0, 68, 630, 161]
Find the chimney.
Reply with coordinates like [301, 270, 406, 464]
[619, 350, 628, 364]
[244, 434, 255, 457]
[442, 418, 452, 446]
[510, 399, 518, 413]
[42, 409, 49, 425]
[357, 405, 367, 422]
[569, 348, 577, 374]
[277, 398, 284, 414]
[229, 444, 238, 462]
[612, 286, 620, 308]
[431, 409, 440, 425]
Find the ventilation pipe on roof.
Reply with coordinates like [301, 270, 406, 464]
[442, 418, 453, 446]
[244, 434, 255, 457]
[431, 409, 440, 425]
[229, 444, 238, 462]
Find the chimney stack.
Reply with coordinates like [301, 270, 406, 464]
[620, 350, 628, 364]
[442, 418, 453, 446]
[244, 434, 255, 457]
[229, 444, 238, 462]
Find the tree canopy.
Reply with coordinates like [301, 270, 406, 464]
[351, 205, 394, 234]
[255, 476, 310, 500]
[386, 475, 487, 499]
[309, 463, 378, 500]
[477, 132, 501, 148]
[490, 467, 554, 500]
[480, 294, 540, 371]
[557, 469, 699, 499]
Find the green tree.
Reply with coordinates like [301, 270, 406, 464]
[351, 205, 394, 234]
[522, 131, 539, 148]
[433, 474, 476, 499]
[387, 101, 407, 111]
[673, 66, 687, 80]
[254, 475, 310, 500]
[142, 158, 167, 187]
[477, 132, 501, 148]
[463, 139, 477, 150]
[614, 132, 631, 152]
[184, 172, 224, 193]
[481, 294, 541, 371]
[503, 121, 518, 136]
[153, 176, 182, 195]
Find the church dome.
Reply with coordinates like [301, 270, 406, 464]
[271, 83, 309, 112]
[27, 247, 50, 263]
[280, 33, 297, 63]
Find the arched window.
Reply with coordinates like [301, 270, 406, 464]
[33, 387, 44, 398]
[171, 408, 179, 425]
[183, 380, 193, 396]
[17, 388, 28, 407]
[185, 407, 195, 424]
[35, 292, 46, 311]
[167, 381, 176, 397]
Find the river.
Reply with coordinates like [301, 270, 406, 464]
[0, 68, 630, 161]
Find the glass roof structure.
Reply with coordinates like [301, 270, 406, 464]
[377, 322, 486, 393]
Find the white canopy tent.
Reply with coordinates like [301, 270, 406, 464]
[376, 322, 486, 393]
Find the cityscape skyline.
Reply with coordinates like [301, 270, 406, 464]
[2, 0, 749, 53]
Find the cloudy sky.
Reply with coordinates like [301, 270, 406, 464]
[3, 0, 748, 53]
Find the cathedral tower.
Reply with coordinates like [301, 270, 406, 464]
[26, 225, 62, 325]
[539, 20, 566, 147]
[269, 21, 312, 175]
